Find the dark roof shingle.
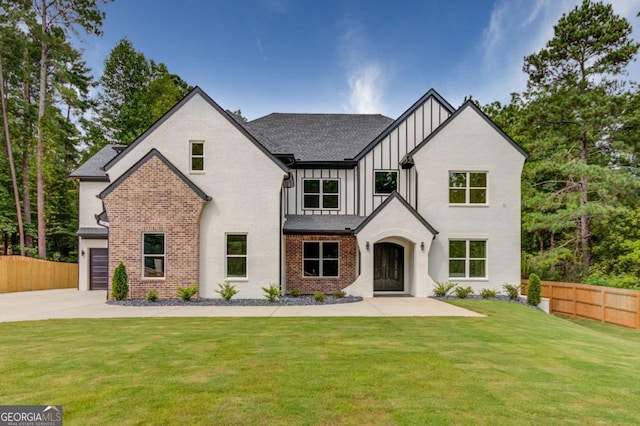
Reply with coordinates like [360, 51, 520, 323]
[245, 113, 393, 162]
[284, 215, 366, 234]
[70, 145, 124, 178]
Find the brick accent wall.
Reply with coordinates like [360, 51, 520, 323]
[103, 156, 207, 299]
[285, 234, 358, 294]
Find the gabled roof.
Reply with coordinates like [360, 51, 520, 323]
[353, 89, 455, 162]
[70, 144, 124, 180]
[245, 113, 393, 162]
[98, 149, 211, 201]
[103, 86, 288, 172]
[283, 214, 366, 234]
[355, 192, 438, 236]
[403, 100, 529, 163]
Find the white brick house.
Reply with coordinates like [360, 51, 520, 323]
[71, 86, 527, 299]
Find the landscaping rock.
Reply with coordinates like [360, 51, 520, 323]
[107, 295, 363, 307]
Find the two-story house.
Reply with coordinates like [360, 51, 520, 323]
[71, 86, 527, 299]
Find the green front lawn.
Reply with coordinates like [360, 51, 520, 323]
[1, 301, 639, 425]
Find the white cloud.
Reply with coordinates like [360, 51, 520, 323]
[338, 16, 387, 114]
[469, 0, 640, 106]
[521, 0, 549, 27]
[466, 1, 573, 105]
[255, 37, 267, 61]
[347, 64, 383, 113]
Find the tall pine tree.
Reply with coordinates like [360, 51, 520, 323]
[521, 0, 639, 277]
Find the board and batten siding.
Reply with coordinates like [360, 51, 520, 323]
[284, 168, 357, 215]
[358, 96, 451, 215]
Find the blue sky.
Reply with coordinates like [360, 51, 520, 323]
[80, 0, 640, 120]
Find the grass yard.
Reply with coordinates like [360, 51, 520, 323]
[1, 301, 639, 425]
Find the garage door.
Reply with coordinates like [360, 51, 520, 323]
[90, 248, 108, 290]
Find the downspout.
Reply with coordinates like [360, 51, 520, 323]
[279, 187, 283, 293]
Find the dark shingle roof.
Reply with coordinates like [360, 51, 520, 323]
[76, 227, 108, 238]
[245, 114, 393, 161]
[283, 215, 366, 234]
[70, 145, 125, 179]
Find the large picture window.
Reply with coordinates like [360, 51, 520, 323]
[226, 234, 247, 278]
[143, 233, 165, 278]
[303, 241, 339, 277]
[374, 170, 398, 194]
[190, 141, 204, 172]
[449, 171, 487, 204]
[303, 179, 339, 209]
[449, 240, 486, 279]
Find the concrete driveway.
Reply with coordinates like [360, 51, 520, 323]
[0, 289, 484, 322]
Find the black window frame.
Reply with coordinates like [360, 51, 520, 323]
[302, 178, 340, 210]
[143, 233, 165, 278]
[374, 170, 399, 195]
[190, 141, 205, 173]
[302, 241, 340, 278]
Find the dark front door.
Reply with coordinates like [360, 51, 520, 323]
[374, 243, 404, 292]
[90, 248, 108, 290]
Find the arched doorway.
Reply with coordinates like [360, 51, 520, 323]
[374, 242, 404, 292]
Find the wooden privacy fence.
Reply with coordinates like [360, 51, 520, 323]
[522, 279, 640, 330]
[0, 256, 78, 293]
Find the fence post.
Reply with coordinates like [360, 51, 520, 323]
[572, 284, 577, 317]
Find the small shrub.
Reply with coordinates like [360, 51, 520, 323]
[333, 290, 346, 298]
[262, 283, 282, 302]
[313, 292, 326, 302]
[145, 289, 159, 302]
[216, 282, 238, 301]
[111, 262, 128, 301]
[503, 283, 521, 300]
[289, 288, 302, 297]
[454, 286, 474, 299]
[177, 284, 199, 301]
[527, 273, 542, 306]
[433, 281, 457, 297]
[479, 288, 498, 299]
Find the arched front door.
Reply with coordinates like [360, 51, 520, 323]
[374, 243, 404, 292]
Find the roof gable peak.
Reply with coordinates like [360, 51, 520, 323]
[355, 191, 438, 235]
[403, 98, 529, 162]
[353, 88, 455, 161]
[103, 86, 287, 173]
[98, 148, 211, 201]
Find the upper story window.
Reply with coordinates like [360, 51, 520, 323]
[449, 171, 487, 204]
[190, 141, 204, 172]
[374, 170, 398, 195]
[143, 233, 165, 278]
[303, 179, 339, 209]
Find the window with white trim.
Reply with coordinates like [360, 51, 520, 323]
[303, 241, 339, 277]
[374, 170, 398, 194]
[303, 179, 339, 209]
[143, 233, 165, 278]
[449, 171, 487, 204]
[190, 141, 204, 172]
[226, 234, 247, 278]
[449, 240, 487, 278]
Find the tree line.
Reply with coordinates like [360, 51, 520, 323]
[0, 1, 638, 288]
[483, 0, 640, 288]
[0, 0, 189, 260]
